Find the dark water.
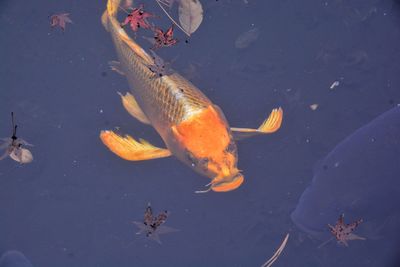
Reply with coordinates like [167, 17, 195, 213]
[1, 0, 400, 266]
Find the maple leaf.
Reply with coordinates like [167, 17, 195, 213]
[328, 214, 366, 246]
[146, 50, 173, 77]
[121, 4, 154, 32]
[131, 203, 178, 244]
[50, 13, 72, 31]
[152, 25, 178, 49]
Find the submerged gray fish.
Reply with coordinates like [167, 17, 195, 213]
[0, 251, 33, 267]
[291, 107, 400, 241]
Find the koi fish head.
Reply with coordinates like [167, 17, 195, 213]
[201, 141, 243, 192]
[185, 136, 244, 192]
[172, 105, 244, 192]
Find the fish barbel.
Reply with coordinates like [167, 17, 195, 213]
[100, 0, 283, 192]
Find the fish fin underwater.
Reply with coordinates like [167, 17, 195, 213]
[118, 92, 151, 124]
[109, 60, 125, 75]
[231, 107, 283, 140]
[100, 131, 172, 161]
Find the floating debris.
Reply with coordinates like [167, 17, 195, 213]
[260, 233, 289, 267]
[50, 13, 72, 31]
[132, 203, 178, 244]
[309, 104, 319, 111]
[235, 28, 260, 49]
[330, 80, 340, 90]
[0, 112, 33, 164]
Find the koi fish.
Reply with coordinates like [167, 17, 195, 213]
[100, 0, 283, 192]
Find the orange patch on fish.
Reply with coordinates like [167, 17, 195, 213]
[172, 105, 230, 160]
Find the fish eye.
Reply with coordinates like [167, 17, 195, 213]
[198, 157, 209, 167]
[199, 158, 210, 171]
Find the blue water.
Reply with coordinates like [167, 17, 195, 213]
[1, 0, 400, 266]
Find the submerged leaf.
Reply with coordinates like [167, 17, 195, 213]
[50, 13, 72, 31]
[178, 0, 203, 35]
[260, 233, 289, 267]
[235, 28, 260, 49]
[132, 203, 178, 244]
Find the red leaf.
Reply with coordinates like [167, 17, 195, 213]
[152, 25, 178, 49]
[121, 4, 154, 32]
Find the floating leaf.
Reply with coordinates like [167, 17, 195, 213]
[0, 112, 33, 164]
[10, 148, 33, 164]
[121, 4, 154, 32]
[178, 0, 203, 35]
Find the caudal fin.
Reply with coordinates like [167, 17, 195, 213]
[102, 0, 121, 31]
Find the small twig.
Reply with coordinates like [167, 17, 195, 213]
[155, 0, 191, 37]
[261, 233, 289, 267]
[158, 0, 174, 8]
[118, 5, 130, 15]
[317, 237, 334, 249]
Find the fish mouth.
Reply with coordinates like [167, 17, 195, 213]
[210, 172, 244, 192]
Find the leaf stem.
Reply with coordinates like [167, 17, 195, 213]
[155, 0, 191, 37]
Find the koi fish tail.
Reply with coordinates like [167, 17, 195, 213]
[101, 0, 121, 31]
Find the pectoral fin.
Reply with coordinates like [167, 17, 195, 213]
[100, 130, 171, 161]
[118, 92, 151, 124]
[231, 107, 283, 140]
[109, 60, 125, 75]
